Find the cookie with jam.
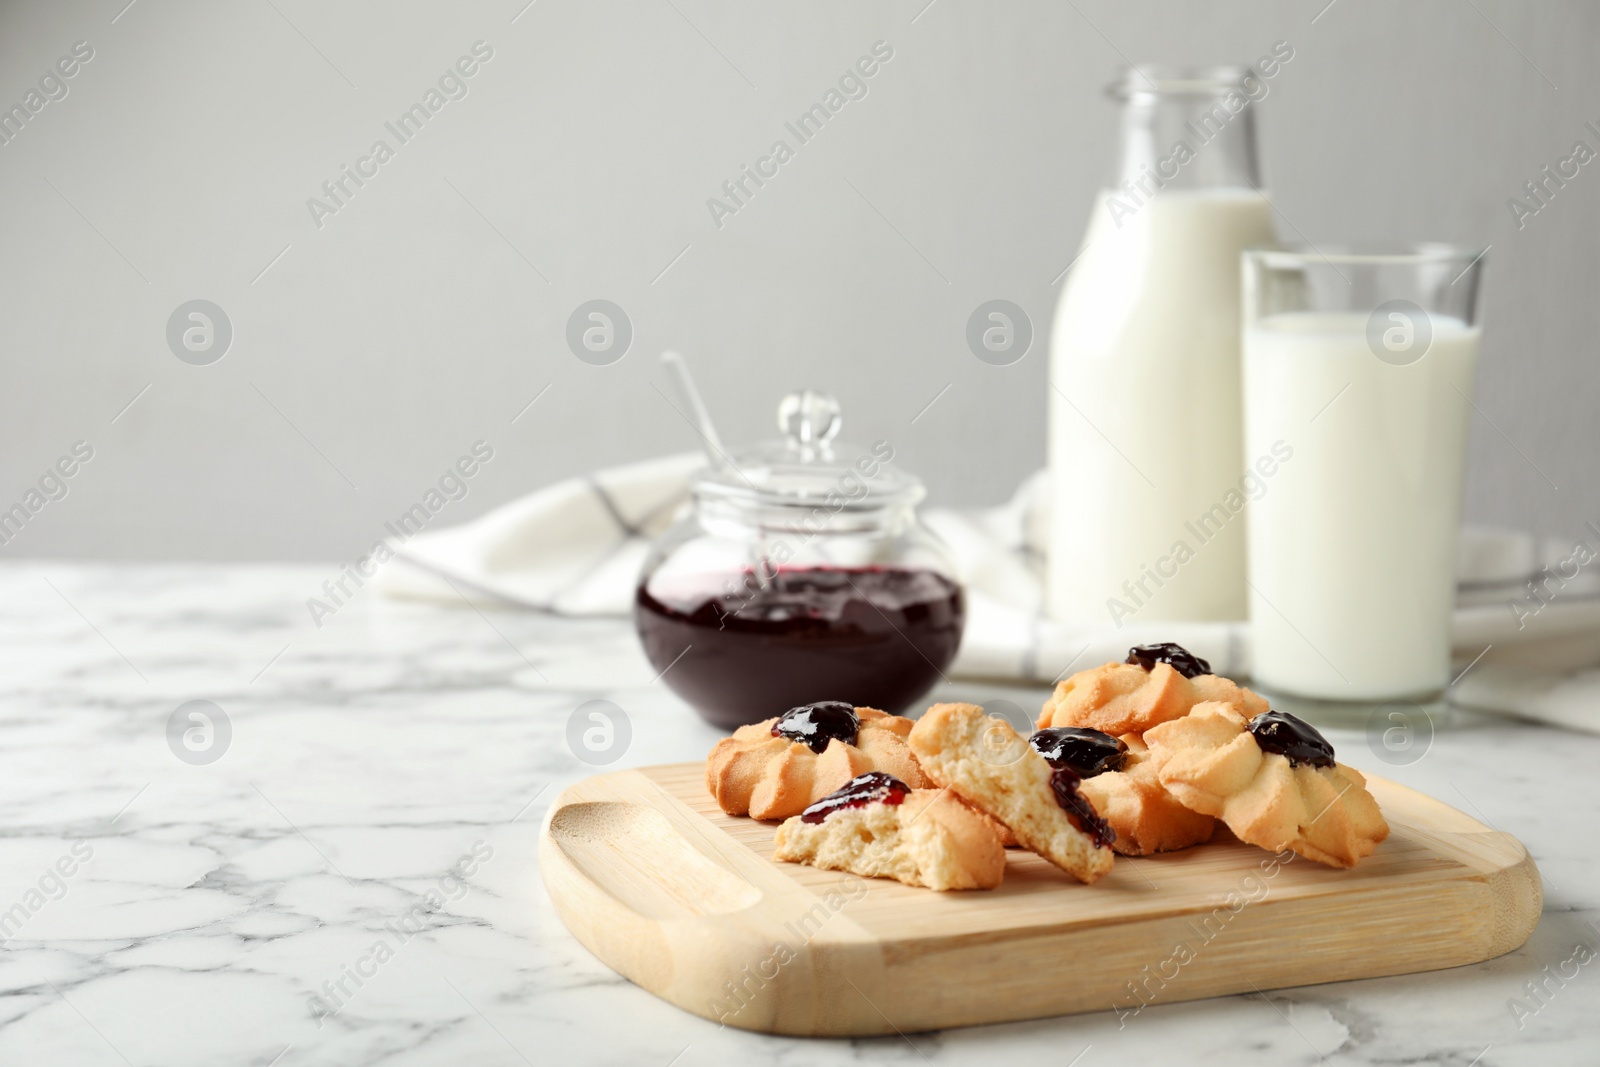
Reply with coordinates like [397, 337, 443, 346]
[1142, 702, 1389, 868]
[907, 703, 1115, 885]
[1038, 642, 1270, 736]
[1030, 727, 1217, 856]
[772, 773, 1006, 891]
[706, 703, 929, 820]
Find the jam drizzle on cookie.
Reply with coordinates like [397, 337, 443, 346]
[1125, 642, 1212, 679]
[1248, 709, 1336, 768]
[1030, 727, 1128, 778]
[1047, 768, 1117, 849]
[772, 701, 860, 753]
[799, 772, 910, 824]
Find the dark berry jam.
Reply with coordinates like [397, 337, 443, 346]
[800, 772, 911, 824]
[1248, 709, 1335, 768]
[772, 701, 860, 753]
[1030, 727, 1128, 778]
[1126, 642, 1211, 679]
[1047, 767, 1116, 850]
[635, 566, 965, 730]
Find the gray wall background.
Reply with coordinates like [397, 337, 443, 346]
[0, 0, 1593, 561]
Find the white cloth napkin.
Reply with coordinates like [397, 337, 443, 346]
[375, 454, 1600, 732]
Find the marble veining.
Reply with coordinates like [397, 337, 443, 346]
[0, 562, 1595, 1065]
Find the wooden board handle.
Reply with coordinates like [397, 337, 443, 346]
[545, 798, 763, 920]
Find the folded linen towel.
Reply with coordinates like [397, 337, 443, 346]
[374, 455, 1600, 731]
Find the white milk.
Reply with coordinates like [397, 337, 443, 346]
[1047, 189, 1277, 625]
[1244, 311, 1479, 699]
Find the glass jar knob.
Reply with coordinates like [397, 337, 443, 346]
[778, 391, 842, 455]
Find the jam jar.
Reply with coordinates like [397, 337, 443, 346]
[634, 391, 965, 730]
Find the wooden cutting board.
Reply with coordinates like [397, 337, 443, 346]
[539, 762, 1541, 1037]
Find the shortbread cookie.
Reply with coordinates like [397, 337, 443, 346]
[1039, 642, 1269, 736]
[773, 773, 1006, 891]
[1143, 702, 1389, 868]
[707, 702, 928, 820]
[1036, 731, 1216, 856]
[908, 703, 1114, 884]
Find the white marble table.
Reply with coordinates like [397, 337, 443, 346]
[1, 562, 1595, 1066]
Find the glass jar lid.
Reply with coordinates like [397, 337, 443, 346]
[692, 391, 922, 510]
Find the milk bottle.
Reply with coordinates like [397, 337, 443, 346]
[1047, 65, 1281, 626]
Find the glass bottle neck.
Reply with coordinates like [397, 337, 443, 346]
[1112, 83, 1263, 194]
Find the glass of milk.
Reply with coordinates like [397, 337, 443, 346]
[1242, 246, 1485, 706]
